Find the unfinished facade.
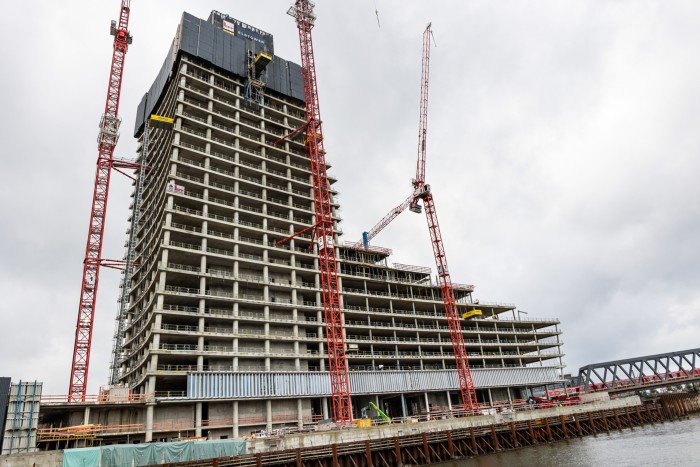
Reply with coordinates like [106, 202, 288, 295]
[39, 11, 564, 445]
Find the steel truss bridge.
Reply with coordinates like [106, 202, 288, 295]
[578, 347, 700, 393]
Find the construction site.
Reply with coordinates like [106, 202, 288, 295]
[0, 1, 574, 464]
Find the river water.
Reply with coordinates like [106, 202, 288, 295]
[433, 415, 700, 467]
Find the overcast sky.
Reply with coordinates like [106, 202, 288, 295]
[1, 1, 699, 395]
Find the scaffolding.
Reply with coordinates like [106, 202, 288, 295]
[110, 114, 172, 384]
[2, 381, 42, 455]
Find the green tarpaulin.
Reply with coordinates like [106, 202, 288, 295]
[63, 439, 246, 467]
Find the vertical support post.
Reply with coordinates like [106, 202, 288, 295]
[490, 425, 500, 451]
[574, 414, 583, 436]
[394, 436, 402, 466]
[195, 402, 202, 437]
[625, 406, 633, 429]
[446, 430, 455, 458]
[233, 401, 239, 438]
[145, 403, 154, 443]
[421, 432, 430, 462]
[364, 440, 373, 467]
[469, 427, 477, 454]
[600, 410, 610, 433]
[559, 415, 568, 438]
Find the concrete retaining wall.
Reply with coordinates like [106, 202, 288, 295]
[0, 450, 63, 467]
[249, 396, 642, 453]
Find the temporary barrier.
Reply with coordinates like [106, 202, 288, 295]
[62, 439, 246, 467]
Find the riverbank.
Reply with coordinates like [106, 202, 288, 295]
[435, 411, 700, 466]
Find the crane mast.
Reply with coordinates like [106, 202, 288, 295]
[362, 24, 479, 412]
[412, 24, 478, 413]
[69, 0, 132, 401]
[359, 26, 435, 247]
[288, 0, 352, 423]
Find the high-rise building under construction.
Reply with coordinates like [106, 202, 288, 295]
[43, 10, 565, 443]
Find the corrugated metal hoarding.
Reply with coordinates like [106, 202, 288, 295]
[186, 367, 561, 399]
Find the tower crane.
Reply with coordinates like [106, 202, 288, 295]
[69, 0, 133, 402]
[362, 24, 479, 413]
[287, 0, 353, 423]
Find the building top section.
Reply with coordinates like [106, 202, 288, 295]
[134, 11, 303, 136]
[207, 10, 274, 54]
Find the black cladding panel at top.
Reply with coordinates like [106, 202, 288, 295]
[208, 10, 274, 55]
[134, 11, 304, 136]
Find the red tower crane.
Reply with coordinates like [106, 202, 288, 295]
[287, 0, 353, 423]
[364, 24, 479, 413]
[68, 1, 133, 402]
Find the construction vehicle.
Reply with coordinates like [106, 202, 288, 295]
[365, 402, 392, 424]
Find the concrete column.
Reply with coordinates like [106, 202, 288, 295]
[149, 356, 158, 376]
[145, 403, 155, 442]
[322, 398, 329, 419]
[83, 406, 90, 426]
[446, 391, 453, 411]
[424, 392, 431, 418]
[161, 247, 169, 268]
[266, 400, 273, 431]
[158, 271, 167, 292]
[233, 401, 239, 438]
[400, 393, 407, 419]
[297, 399, 304, 428]
[195, 402, 203, 437]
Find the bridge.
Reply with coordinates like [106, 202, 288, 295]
[577, 347, 700, 394]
